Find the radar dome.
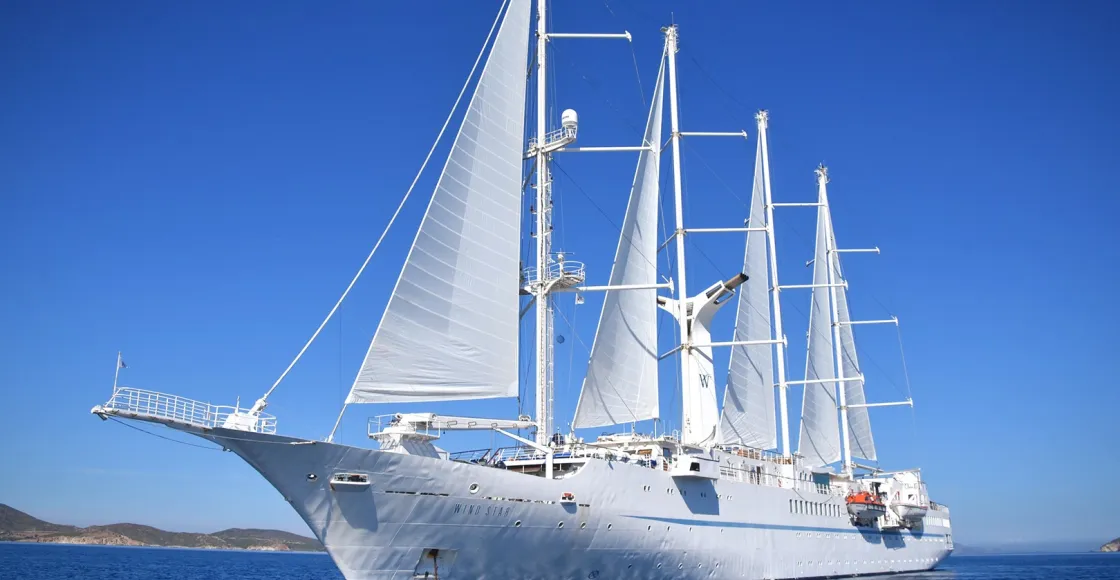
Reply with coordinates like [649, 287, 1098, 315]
[561, 109, 579, 130]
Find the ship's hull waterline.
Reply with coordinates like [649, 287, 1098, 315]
[200, 428, 951, 580]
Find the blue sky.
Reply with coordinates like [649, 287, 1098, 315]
[1, 0, 1117, 547]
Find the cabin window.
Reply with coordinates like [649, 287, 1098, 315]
[689, 461, 701, 472]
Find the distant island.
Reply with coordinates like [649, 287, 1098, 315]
[0, 503, 323, 552]
[1103, 538, 1120, 552]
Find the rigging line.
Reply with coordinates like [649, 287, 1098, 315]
[686, 54, 752, 129]
[601, 0, 645, 107]
[264, 0, 510, 404]
[682, 139, 750, 210]
[551, 160, 660, 275]
[895, 324, 915, 402]
[107, 417, 221, 451]
[553, 297, 641, 427]
[552, 44, 646, 139]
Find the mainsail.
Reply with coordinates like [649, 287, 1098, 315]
[832, 250, 877, 460]
[717, 133, 776, 449]
[572, 58, 666, 428]
[347, 0, 531, 404]
[797, 201, 842, 467]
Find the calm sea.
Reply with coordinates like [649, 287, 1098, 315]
[2, 543, 1118, 579]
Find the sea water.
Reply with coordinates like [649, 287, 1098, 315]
[2, 543, 1118, 579]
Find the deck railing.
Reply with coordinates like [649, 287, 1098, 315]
[98, 387, 277, 434]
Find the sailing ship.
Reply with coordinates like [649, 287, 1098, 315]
[92, 1, 953, 578]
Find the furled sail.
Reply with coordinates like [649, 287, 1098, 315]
[832, 250, 877, 460]
[347, 0, 531, 404]
[797, 203, 842, 467]
[572, 58, 666, 428]
[717, 133, 776, 449]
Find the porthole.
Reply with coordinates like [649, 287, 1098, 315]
[607, 523, 613, 530]
[580, 522, 587, 529]
[468, 483, 480, 494]
[514, 520, 522, 527]
[647, 525, 652, 531]
[678, 563, 684, 570]
[306, 473, 318, 481]
[557, 522, 564, 529]
[656, 564, 662, 569]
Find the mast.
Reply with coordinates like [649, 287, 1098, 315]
[818, 165, 852, 473]
[757, 111, 793, 457]
[533, 0, 553, 445]
[664, 25, 692, 431]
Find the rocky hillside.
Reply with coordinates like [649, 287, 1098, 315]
[1103, 538, 1120, 552]
[0, 504, 323, 552]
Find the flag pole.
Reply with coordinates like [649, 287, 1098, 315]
[113, 351, 122, 394]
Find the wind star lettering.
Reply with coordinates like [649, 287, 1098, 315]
[453, 502, 511, 519]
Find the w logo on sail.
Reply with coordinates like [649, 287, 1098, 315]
[699, 374, 713, 389]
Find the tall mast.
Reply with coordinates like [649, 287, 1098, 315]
[818, 165, 852, 473]
[533, 0, 553, 445]
[757, 111, 792, 457]
[664, 25, 692, 426]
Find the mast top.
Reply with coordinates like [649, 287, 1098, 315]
[815, 164, 829, 184]
[755, 110, 769, 127]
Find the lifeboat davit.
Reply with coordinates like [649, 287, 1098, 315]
[846, 491, 886, 524]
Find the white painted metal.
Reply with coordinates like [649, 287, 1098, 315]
[836, 247, 881, 254]
[556, 146, 652, 153]
[159, 425, 952, 580]
[847, 400, 914, 409]
[755, 112, 795, 459]
[787, 376, 864, 386]
[533, 0, 552, 446]
[842, 318, 900, 326]
[91, 387, 277, 434]
[547, 32, 631, 40]
[554, 281, 672, 293]
[664, 25, 705, 445]
[694, 339, 783, 348]
[685, 226, 768, 233]
[818, 166, 856, 474]
[678, 131, 748, 138]
[779, 282, 848, 290]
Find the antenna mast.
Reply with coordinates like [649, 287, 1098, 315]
[664, 25, 692, 432]
[533, 0, 554, 446]
[757, 112, 793, 457]
[818, 165, 853, 473]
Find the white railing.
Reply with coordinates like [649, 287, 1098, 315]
[98, 387, 277, 434]
[527, 126, 577, 152]
[521, 261, 586, 286]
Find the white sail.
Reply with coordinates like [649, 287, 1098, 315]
[572, 58, 665, 428]
[347, 0, 531, 404]
[797, 203, 842, 467]
[717, 134, 776, 449]
[832, 250, 877, 460]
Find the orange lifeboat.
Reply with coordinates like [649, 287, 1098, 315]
[846, 491, 886, 524]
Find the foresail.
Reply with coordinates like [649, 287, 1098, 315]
[572, 58, 665, 428]
[797, 204, 842, 467]
[347, 0, 531, 404]
[832, 251, 877, 460]
[718, 134, 776, 449]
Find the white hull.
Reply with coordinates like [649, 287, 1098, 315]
[209, 428, 952, 580]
